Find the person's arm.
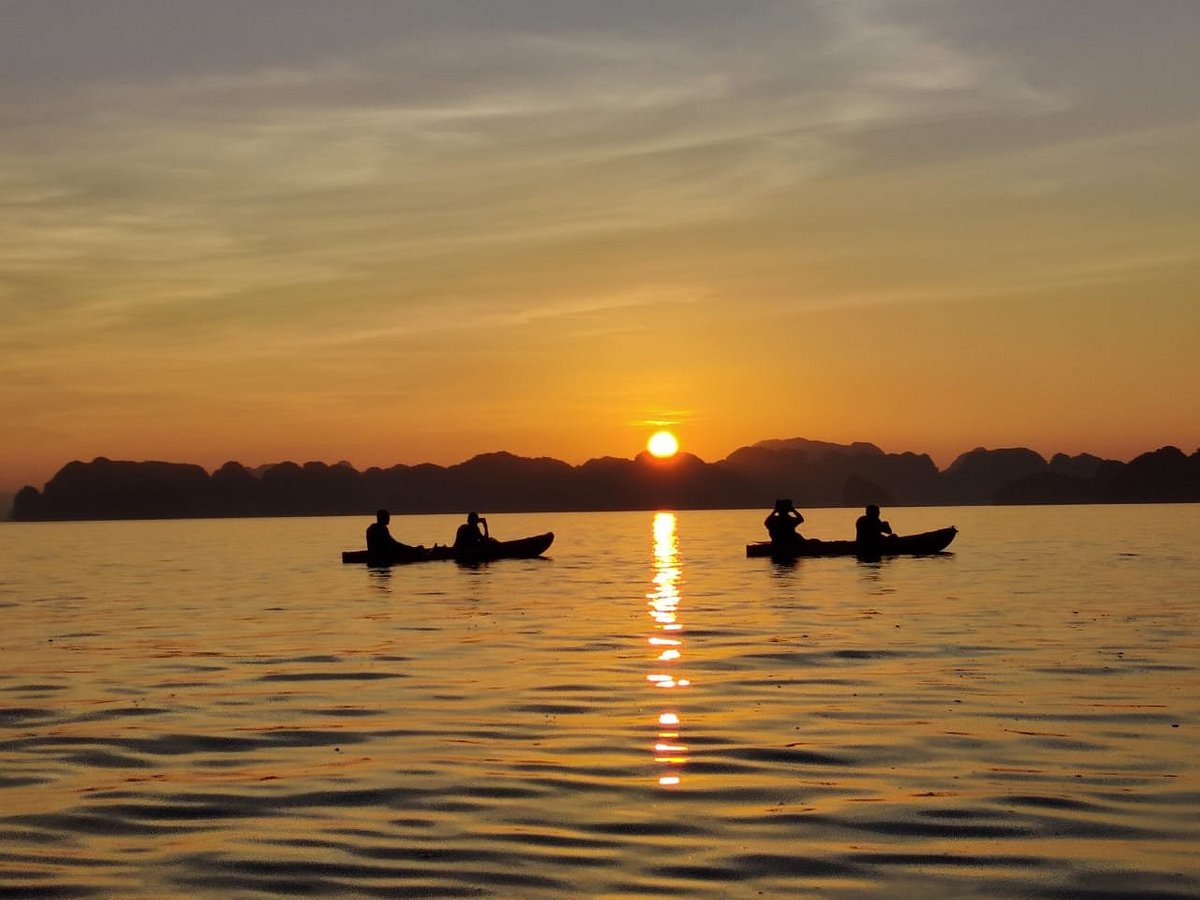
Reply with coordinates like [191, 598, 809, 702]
[480, 517, 489, 540]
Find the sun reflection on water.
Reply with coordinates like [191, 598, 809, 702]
[648, 512, 689, 787]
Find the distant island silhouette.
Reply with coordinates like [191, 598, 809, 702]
[7, 437, 1200, 521]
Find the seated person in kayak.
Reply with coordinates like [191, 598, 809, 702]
[454, 511, 498, 552]
[366, 509, 423, 556]
[764, 498, 806, 549]
[855, 504, 895, 553]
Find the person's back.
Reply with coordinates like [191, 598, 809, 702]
[765, 515, 796, 544]
[454, 511, 489, 551]
[367, 509, 417, 556]
[453, 521, 481, 550]
[855, 505, 892, 551]
[365, 520, 392, 554]
[764, 499, 804, 548]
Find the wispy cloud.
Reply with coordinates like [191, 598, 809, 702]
[1, 1, 1197, 482]
[0, 3, 1070, 340]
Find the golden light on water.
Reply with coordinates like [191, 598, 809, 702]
[648, 512, 689, 787]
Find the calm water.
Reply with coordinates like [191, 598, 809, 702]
[1, 505, 1197, 898]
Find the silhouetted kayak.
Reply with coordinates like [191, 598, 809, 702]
[342, 532, 555, 566]
[746, 526, 957, 559]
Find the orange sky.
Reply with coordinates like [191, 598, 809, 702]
[2, 2, 1198, 491]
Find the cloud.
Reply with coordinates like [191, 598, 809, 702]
[0, 3, 1072, 335]
[0, 3, 1198, 488]
[1, 3, 1196, 438]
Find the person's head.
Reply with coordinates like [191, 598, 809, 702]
[773, 498, 794, 514]
[467, 511, 480, 524]
[865, 504, 880, 518]
[375, 509, 390, 525]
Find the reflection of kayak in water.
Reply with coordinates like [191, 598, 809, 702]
[745, 526, 957, 559]
[342, 532, 555, 566]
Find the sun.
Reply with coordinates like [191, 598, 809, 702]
[647, 430, 680, 459]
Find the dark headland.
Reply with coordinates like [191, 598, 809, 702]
[8, 437, 1200, 521]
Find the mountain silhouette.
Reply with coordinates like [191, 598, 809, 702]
[8, 439, 1200, 521]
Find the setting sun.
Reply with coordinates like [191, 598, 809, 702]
[647, 430, 680, 459]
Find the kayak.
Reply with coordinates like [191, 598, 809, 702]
[342, 532, 555, 566]
[746, 526, 957, 559]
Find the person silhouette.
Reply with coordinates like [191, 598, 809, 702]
[366, 509, 422, 557]
[764, 498, 806, 550]
[855, 504, 894, 556]
[454, 511, 493, 552]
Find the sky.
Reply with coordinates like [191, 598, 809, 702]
[2, 0, 1198, 491]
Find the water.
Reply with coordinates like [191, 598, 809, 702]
[1, 505, 1197, 898]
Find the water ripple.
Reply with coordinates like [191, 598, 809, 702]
[0, 508, 1196, 897]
